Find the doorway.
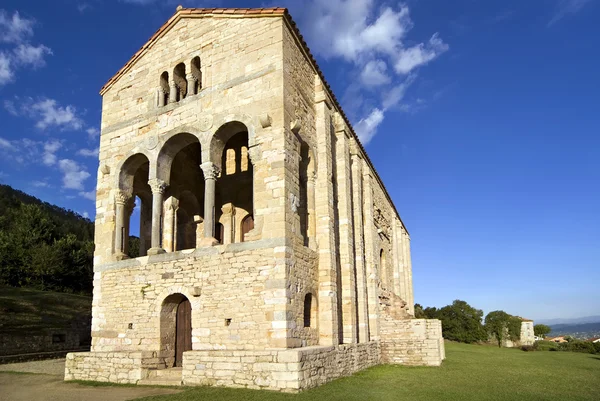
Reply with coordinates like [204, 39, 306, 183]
[175, 298, 192, 367]
[160, 293, 192, 368]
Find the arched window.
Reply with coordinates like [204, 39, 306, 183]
[159, 71, 169, 106]
[191, 56, 202, 95]
[304, 293, 313, 327]
[241, 215, 254, 242]
[173, 63, 187, 101]
[117, 154, 151, 258]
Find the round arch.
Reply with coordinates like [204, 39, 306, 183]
[116, 152, 152, 193]
[156, 132, 202, 185]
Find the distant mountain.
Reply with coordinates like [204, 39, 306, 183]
[537, 315, 600, 325]
[548, 322, 600, 340]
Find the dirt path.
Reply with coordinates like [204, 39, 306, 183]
[0, 359, 181, 401]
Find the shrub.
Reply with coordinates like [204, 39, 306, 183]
[521, 345, 536, 352]
[537, 340, 559, 351]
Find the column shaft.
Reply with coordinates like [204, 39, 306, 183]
[148, 178, 167, 255]
[200, 162, 219, 244]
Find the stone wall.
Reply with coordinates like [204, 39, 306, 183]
[65, 351, 158, 383]
[380, 318, 445, 366]
[92, 239, 293, 352]
[182, 342, 380, 392]
[0, 330, 89, 357]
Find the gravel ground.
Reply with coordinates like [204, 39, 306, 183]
[0, 358, 181, 401]
[0, 358, 66, 377]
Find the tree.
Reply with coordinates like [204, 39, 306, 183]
[534, 324, 551, 338]
[436, 300, 487, 343]
[414, 303, 425, 318]
[485, 311, 521, 347]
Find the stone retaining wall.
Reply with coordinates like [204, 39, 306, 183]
[380, 318, 445, 366]
[182, 342, 380, 392]
[64, 351, 158, 383]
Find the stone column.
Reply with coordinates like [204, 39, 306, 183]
[362, 164, 380, 341]
[351, 149, 369, 343]
[335, 123, 357, 344]
[163, 196, 179, 252]
[169, 81, 177, 103]
[314, 92, 341, 346]
[114, 190, 131, 261]
[200, 162, 220, 245]
[186, 73, 197, 96]
[147, 178, 167, 255]
[158, 89, 166, 107]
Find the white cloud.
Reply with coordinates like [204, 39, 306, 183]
[30, 98, 84, 130]
[292, 0, 448, 143]
[3, 99, 18, 115]
[81, 211, 90, 218]
[58, 159, 90, 190]
[354, 108, 384, 144]
[0, 10, 51, 86]
[79, 190, 96, 201]
[549, 0, 592, 26]
[0, 52, 13, 85]
[382, 74, 417, 110]
[360, 59, 391, 86]
[13, 44, 52, 67]
[77, 147, 99, 157]
[394, 33, 449, 75]
[0, 137, 15, 150]
[0, 10, 34, 44]
[86, 127, 100, 139]
[42, 140, 62, 166]
[32, 180, 50, 188]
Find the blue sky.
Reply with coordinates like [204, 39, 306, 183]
[0, 0, 598, 321]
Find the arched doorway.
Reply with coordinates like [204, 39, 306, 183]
[160, 294, 192, 368]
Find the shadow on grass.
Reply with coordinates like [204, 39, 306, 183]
[68, 380, 185, 390]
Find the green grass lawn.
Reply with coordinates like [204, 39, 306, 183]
[133, 342, 600, 401]
[0, 286, 91, 334]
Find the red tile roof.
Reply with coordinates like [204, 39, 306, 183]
[99, 7, 408, 232]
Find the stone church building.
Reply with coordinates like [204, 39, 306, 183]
[65, 7, 445, 391]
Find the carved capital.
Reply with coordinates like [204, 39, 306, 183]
[115, 190, 132, 206]
[148, 178, 167, 194]
[200, 162, 220, 180]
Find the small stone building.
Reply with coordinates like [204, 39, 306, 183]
[65, 7, 444, 391]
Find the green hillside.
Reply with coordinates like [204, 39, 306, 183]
[0, 184, 94, 294]
[0, 286, 91, 335]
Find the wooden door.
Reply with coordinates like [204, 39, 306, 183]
[175, 298, 192, 367]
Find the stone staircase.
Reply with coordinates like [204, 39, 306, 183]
[138, 367, 183, 386]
